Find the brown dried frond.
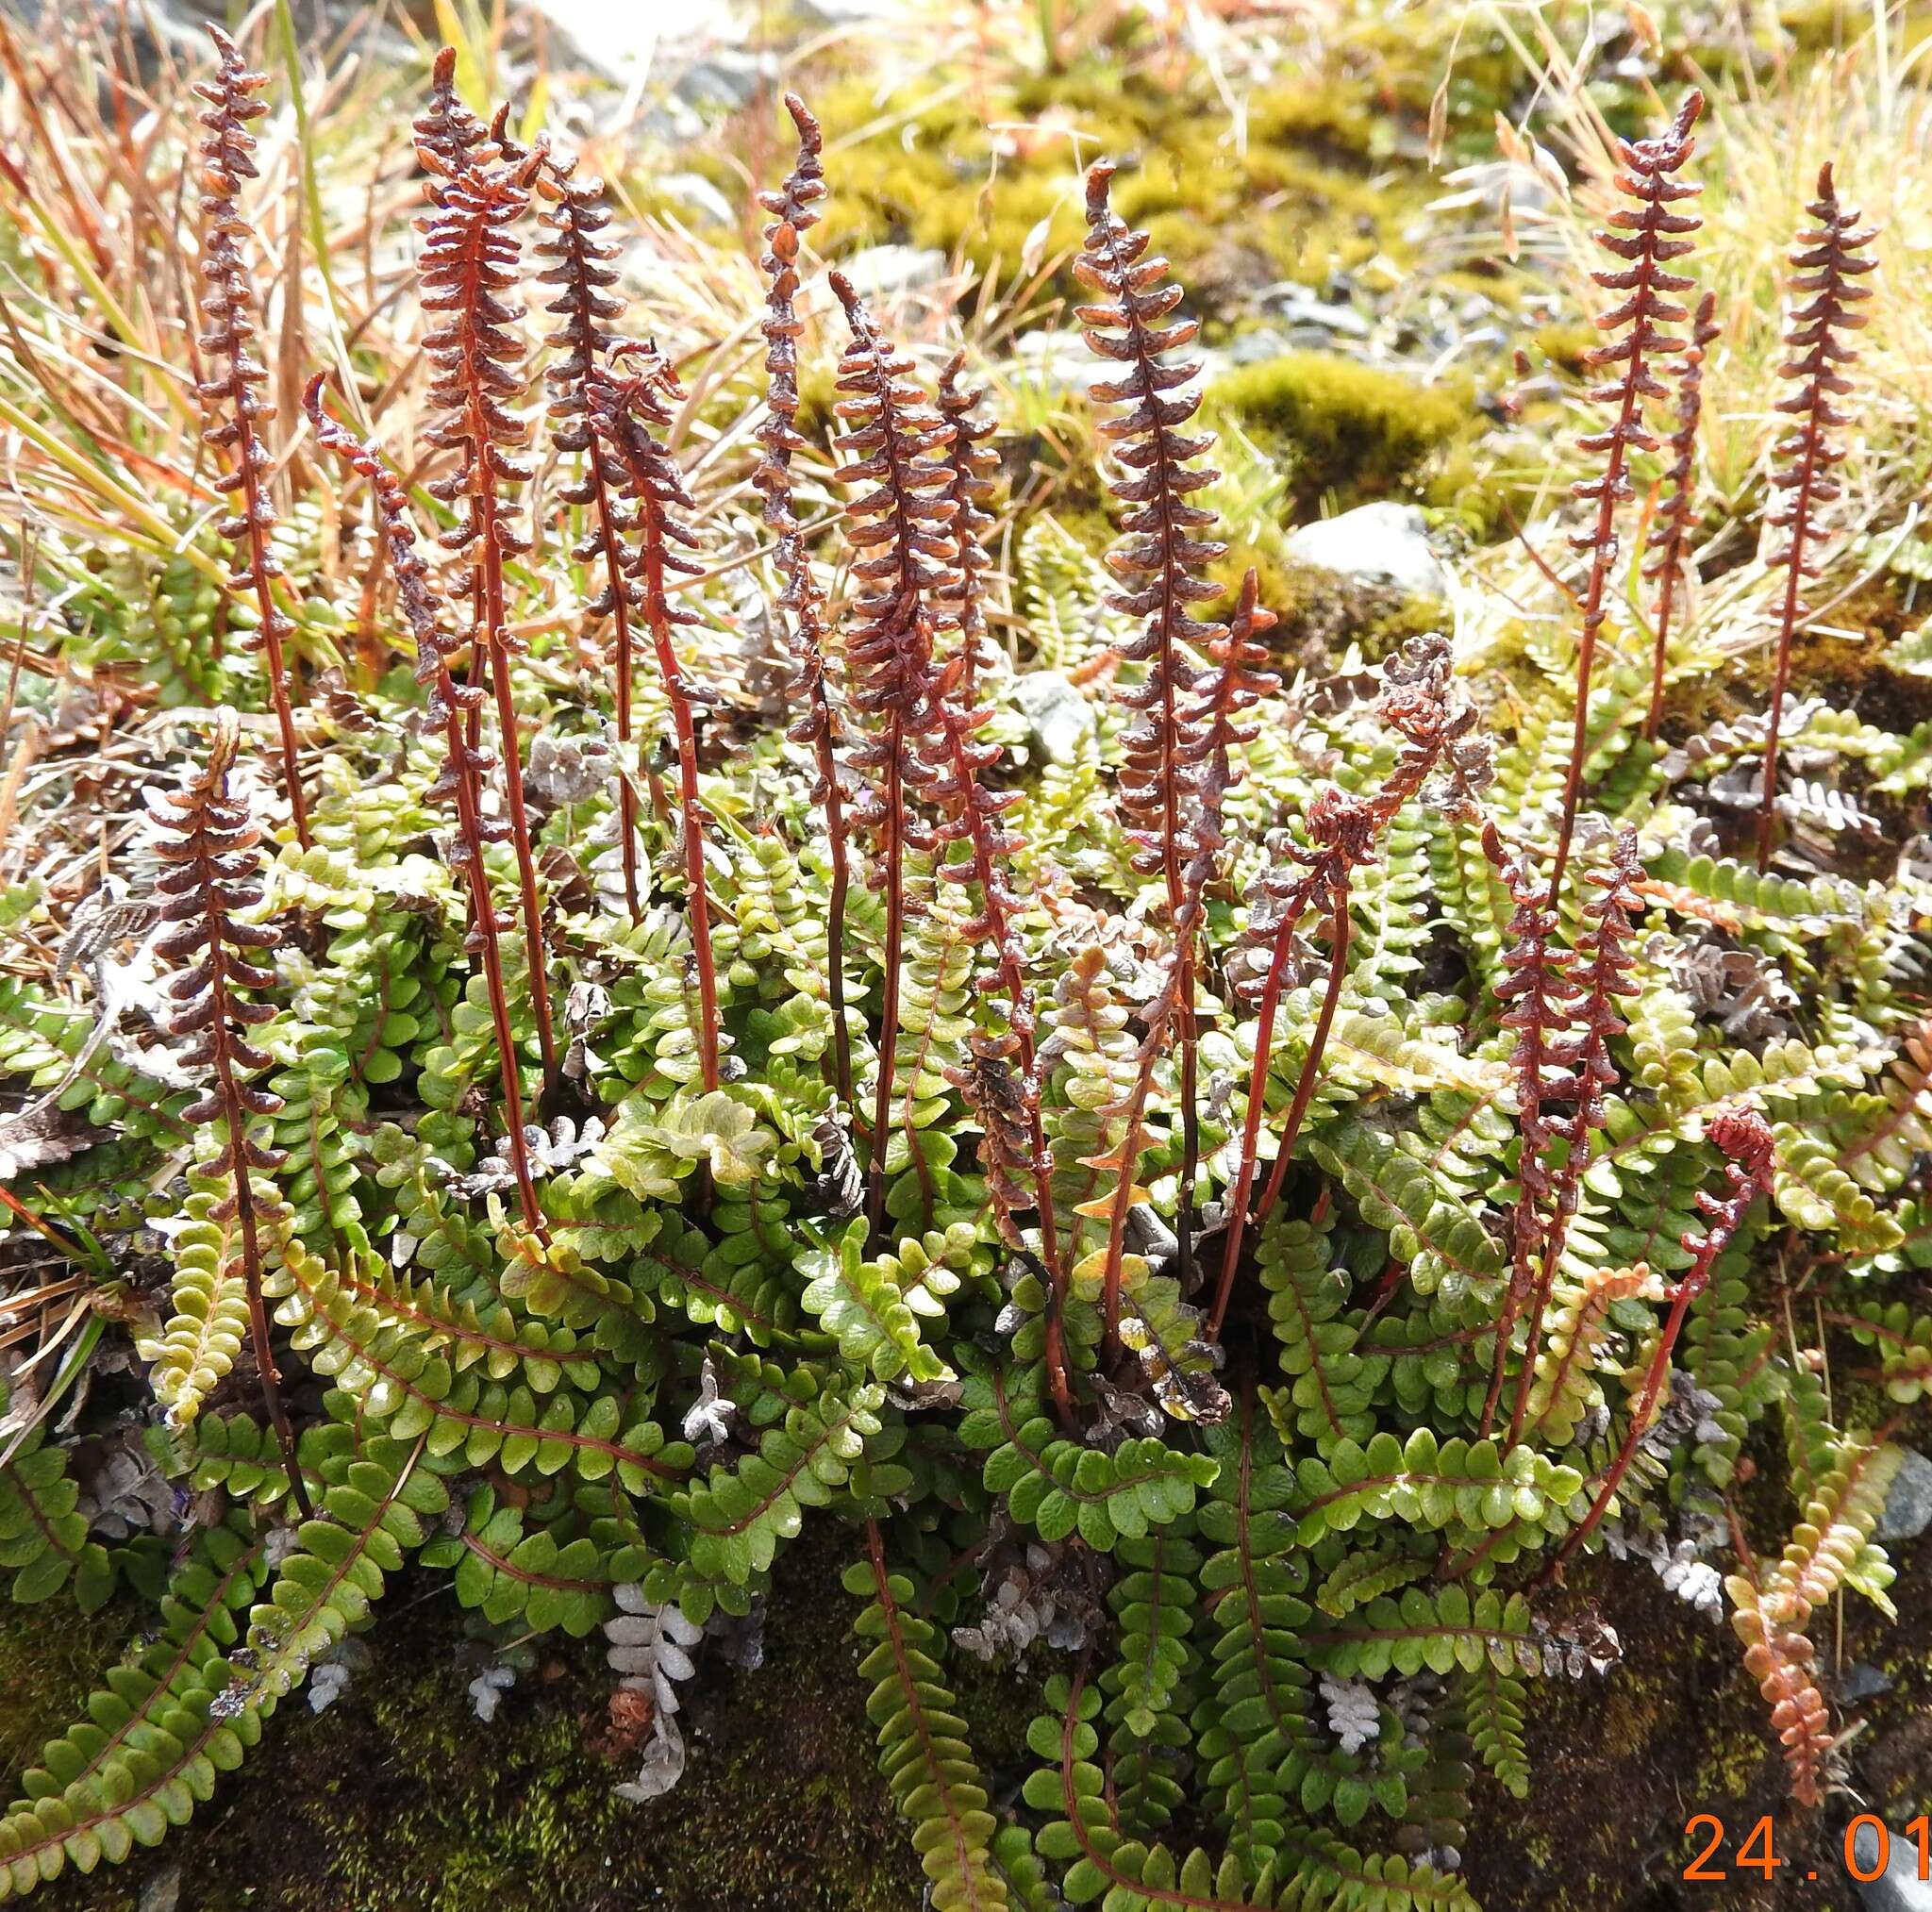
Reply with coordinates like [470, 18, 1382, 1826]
[585, 344, 723, 1092]
[193, 26, 308, 847]
[148, 707, 307, 1510]
[937, 352, 1000, 707]
[1642, 291, 1719, 739]
[1727, 1585, 1831, 1807]
[415, 84, 559, 1089]
[303, 377, 544, 1238]
[1757, 163, 1877, 870]
[1551, 91, 1703, 901]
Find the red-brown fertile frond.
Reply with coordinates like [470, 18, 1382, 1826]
[1504, 825, 1647, 1443]
[415, 79, 558, 1090]
[1075, 159, 1226, 1282]
[194, 26, 309, 847]
[936, 352, 1000, 707]
[147, 707, 307, 1510]
[828, 269, 961, 1239]
[1551, 90, 1704, 903]
[1213, 634, 1474, 1338]
[1642, 291, 1718, 739]
[303, 377, 544, 1238]
[585, 346, 723, 1092]
[533, 143, 650, 916]
[753, 93, 855, 1110]
[1757, 162, 1877, 870]
[1546, 1107, 1774, 1579]
[1074, 159, 1224, 909]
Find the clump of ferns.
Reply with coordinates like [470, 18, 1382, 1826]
[7, 46, 1932, 1911]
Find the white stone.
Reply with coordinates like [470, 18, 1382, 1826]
[1286, 501, 1447, 600]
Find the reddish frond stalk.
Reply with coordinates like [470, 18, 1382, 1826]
[148, 708, 309, 1515]
[926, 592, 1065, 1395]
[1757, 163, 1876, 872]
[828, 270, 959, 1241]
[1478, 830, 1582, 1438]
[1075, 159, 1226, 1282]
[1213, 634, 1477, 1337]
[1641, 291, 1718, 740]
[753, 93, 855, 1112]
[533, 143, 646, 919]
[1505, 827, 1645, 1446]
[1552, 90, 1703, 906]
[1543, 1107, 1774, 1581]
[415, 67, 559, 1096]
[304, 377, 545, 1239]
[936, 352, 999, 707]
[1091, 975, 1185, 1360]
[194, 27, 309, 848]
[585, 347, 723, 1093]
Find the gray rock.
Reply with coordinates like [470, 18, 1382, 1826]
[659, 171, 736, 227]
[1011, 671, 1094, 765]
[1253, 284, 1373, 342]
[1839, 1660, 1894, 1704]
[1285, 502, 1447, 600]
[1852, 1821, 1932, 1912]
[673, 48, 774, 112]
[837, 245, 950, 300]
[1878, 1445, 1932, 1542]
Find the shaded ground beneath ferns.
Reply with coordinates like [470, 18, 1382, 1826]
[4, 1521, 1929, 1912]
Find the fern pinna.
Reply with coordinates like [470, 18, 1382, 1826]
[5, 42, 1930, 1911]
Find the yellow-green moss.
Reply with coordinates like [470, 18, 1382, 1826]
[1206, 351, 1477, 512]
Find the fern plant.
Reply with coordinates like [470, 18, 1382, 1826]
[1, 37, 1928, 1912]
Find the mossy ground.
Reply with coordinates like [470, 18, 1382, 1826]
[4, 1530, 921, 1912]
